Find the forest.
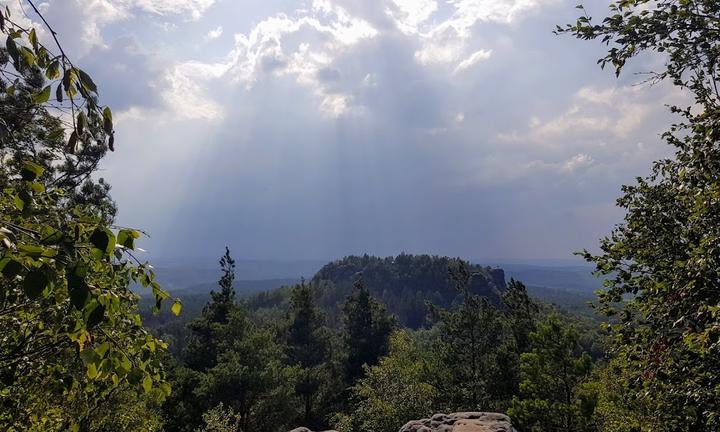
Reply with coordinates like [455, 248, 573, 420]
[2, 0, 720, 431]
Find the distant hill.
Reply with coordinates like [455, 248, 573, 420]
[172, 278, 301, 295]
[496, 263, 601, 294]
[248, 254, 506, 328]
[147, 258, 325, 292]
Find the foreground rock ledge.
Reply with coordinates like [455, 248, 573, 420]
[288, 428, 337, 432]
[399, 412, 515, 432]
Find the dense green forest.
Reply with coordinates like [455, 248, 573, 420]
[3, 0, 720, 431]
[155, 250, 604, 432]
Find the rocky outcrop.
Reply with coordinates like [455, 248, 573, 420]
[288, 428, 338, 432]
[399, 412, 515, 432]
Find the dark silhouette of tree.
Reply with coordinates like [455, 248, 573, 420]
[341, 276, 395, 384]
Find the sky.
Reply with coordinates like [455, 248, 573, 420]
[9, 0, 688, 261]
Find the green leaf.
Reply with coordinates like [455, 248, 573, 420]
[13, 194, 24, 211]
[20, 161, 45, 181]
[17, 243, 45, 257]
[127, 369, 143, 385]
[171, 300, 182, 316]
[67, 130, 77, 153]
[85, 302, 105, 328]
[89, 227, 115, 255]
[28, 28, 38, 50]
[63, 68, 77, 98]
[142, 375, 153, 393]
[77, 69, 97, 93]
[80, 346, 100, 365]
[14, 190, 32, 214]
[117, 229, 139, 249]
[68, 270, 89, 310]
[86, 363, 98, 379]
[30, 182, 44, 193]
[159, 382, 172, 397]
[77, 112, 86, 136]
[0, 257, 23, 278]
[40, 226, 64, 244]
[46, 60, 60, 80]
[55, 82, 63, 102]
[32, 85, 51, 104]
[5, 36, 19, 64]
[19, 47, 35, 66]
[103, 107, 113, 134]
[95, 342, 110, 358]
[23, 269, 48, 299]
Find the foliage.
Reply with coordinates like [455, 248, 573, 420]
[429, 261, 505, 411]
[196, 312, 294, 432]
[284, 282, 335, 429]
[309, 254, 506, 328]
[185, 246, 237, 371]
[508, 314, 594, 432]
[583, 359, 666, 432]
[334, 330, 437, 432]
[196, 403, 241, 432]
[85, 386, 165, 432]
[562, 0, 720, 428]
[165, 248, 296, 432]
[341, 277, 395, 384]
[502, 278, 539, 355]
[558, 0, 720, 107]
[488, 279, 541, 404]
[0, 5, 177, 430]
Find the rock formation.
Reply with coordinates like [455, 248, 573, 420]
[399, 412, 515, 432]
[288, 428, 338, 432]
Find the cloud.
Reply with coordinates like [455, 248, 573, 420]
[126, 0, 216, 20]
[163, 61, 227, 120]
[205, 25, 223, 40]
[81, 0, 690, 260]
[561, 153, 594, 173]
[454, 49, 492, 73]
[497, 85, 671, 148]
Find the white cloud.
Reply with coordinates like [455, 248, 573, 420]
[403, 0, 554, 66]
[218, 3, 377, 116]
[498, 85, 662, 147]
[123, 0, 216, 20]
[454, 49, 492, 73]
[205, 25, 223, 40]
[387, 0, 438, 34]
[561, 153, 594, 173]
[163, 61, 227, 120]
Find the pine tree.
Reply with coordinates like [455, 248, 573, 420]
[342, 277, 395, 384]
[285, 282, 332, 428]
[430, 261, 504, 411]
[508, 314, 593, 432]
[185, 247, 237, 371]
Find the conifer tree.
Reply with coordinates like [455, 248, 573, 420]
[509, 314, 593, 432]
[430, 261, 504, 411]
[342, 277, 395, 384]
[185, 247, 237, 371]
[285, 282, 332, 428]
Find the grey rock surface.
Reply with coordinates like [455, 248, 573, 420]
[399, 412, 515, 432]
[288, 428, 338, 432]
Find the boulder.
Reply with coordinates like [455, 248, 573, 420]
[399, 412, 515, 432]
[288, 428, 338, 432]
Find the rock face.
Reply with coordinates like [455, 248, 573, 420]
[288, 428, 338, 432]
[399, 412, 516, 432]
